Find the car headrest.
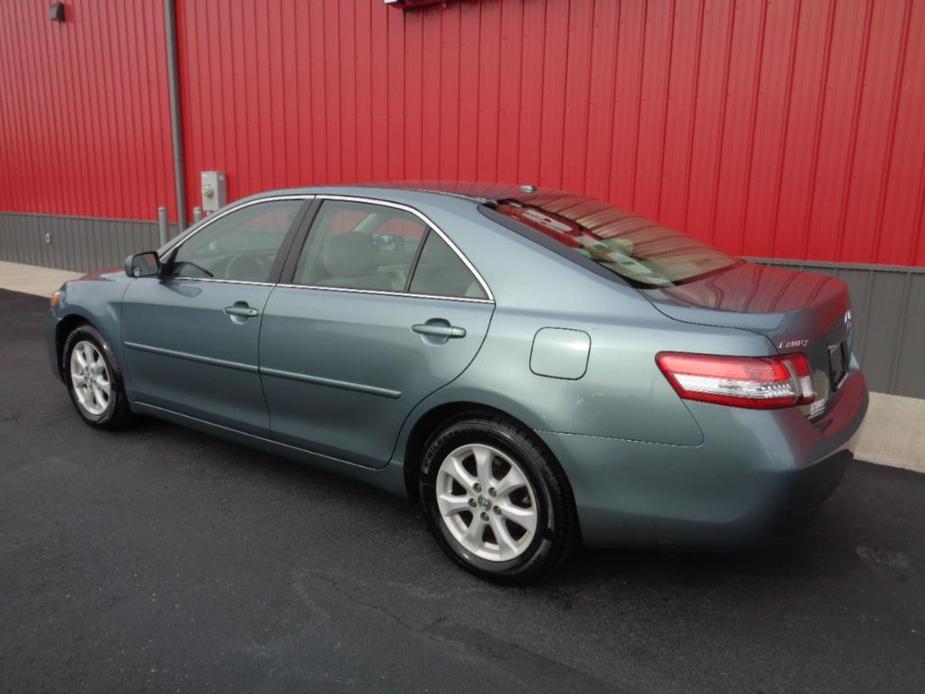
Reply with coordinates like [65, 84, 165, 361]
[321, 232, 376, 278]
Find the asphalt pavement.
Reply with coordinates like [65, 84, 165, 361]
[1, 288, 923, 693]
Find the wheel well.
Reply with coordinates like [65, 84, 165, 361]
[402, 402, 543, 502]
[54, 315, 89, 376]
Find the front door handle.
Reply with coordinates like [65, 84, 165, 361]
[412, 322, 466, 339]
[224, 304, 259, 319]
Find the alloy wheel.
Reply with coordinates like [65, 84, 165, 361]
[434, 443, 539, 562]
[69, 340, 112, 416]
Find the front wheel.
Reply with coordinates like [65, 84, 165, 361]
[419, 415, 578, 584]
[63, 325, 133, 429]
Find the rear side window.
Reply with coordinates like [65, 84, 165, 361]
[408, 233, 487, 299]
[293, 201, 427, 292]
[484, 194, 737, 288]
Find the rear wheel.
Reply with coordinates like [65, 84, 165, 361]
[63, 325, 133, 429]
[419, 415, 578, 583]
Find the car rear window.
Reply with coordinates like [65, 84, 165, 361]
[482, 193, 738, 288]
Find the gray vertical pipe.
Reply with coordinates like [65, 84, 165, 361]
[157, 207, 169, 246]
[164, 0, 187, 232]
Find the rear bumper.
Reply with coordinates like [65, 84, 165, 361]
[538, 369, 868, 548]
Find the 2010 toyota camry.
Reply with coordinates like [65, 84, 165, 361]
[47, 182, 869, 583]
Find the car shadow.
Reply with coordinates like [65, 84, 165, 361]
[124, 415, 916, 598]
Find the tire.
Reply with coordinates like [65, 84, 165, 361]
[418, 414, 579, 584]
[62, 324, 134, 429]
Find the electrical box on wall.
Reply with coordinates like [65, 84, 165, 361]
[48, 2, 66, 22]
[200, 171, 226, 214]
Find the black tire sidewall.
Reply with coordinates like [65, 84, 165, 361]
[62, 326, 125, 427]
[419, 417, 567, 582]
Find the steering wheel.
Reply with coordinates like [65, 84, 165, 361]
[226, 252, 273, 282]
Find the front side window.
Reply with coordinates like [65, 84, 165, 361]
[293, 201, 428, 292]
[167, 200, 303, 283]
[484, 193, 738, 288]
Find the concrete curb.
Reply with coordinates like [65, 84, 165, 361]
[0, 260, 82, 297]
[854, 392, 925, 474]
[1, 261, 921, 474]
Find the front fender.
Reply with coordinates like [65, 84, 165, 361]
[48, 274, 131, 379]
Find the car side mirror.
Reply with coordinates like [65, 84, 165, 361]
[125, 251, 161, 278]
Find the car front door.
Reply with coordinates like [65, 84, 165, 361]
[259, 197, 495, 468]
[121, 197, 309, 434]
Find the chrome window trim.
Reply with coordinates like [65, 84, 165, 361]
[167, 277, 277, 288]
[274, 282, 494, 304]
[305, 194, 495, 303]
[158, 194, 315, 259]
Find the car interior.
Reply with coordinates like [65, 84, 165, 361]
[166, 204, 299, 283]
[294, 202, 486, 298]
[294, 206, 423, 291]
[166, 199, 487, 298]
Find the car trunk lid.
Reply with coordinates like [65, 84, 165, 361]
[641, 262, 853, 415]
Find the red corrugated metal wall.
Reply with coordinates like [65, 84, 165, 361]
[0, 0, 176, 221]
[2, 0, 925, 265]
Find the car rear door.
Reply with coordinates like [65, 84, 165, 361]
[121, 197, 310, 434]
[259, 196, 495, 469]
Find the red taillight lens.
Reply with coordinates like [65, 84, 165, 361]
[782, 353, 815, 406]
[656, 352, 816, 409]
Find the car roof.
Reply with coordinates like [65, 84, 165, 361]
[356, 181, 540, 202]
[244, 181, 544, 205]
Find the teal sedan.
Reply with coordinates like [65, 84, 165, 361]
[47, 183, 868, 583]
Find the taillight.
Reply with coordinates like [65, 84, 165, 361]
[656, 352, 816, 410]
[784, 353, 815, 406]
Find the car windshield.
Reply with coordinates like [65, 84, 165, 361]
[485, 192, 738, 287]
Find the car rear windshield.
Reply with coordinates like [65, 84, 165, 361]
[483, 192, 738, 288]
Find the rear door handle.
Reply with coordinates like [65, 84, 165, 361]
[224, 304, 259, 318]
[412, 322, 466, 339]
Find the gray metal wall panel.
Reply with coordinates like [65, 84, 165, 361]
[896, 274, 925, 399]
[0, 212, 165, 273]
[860, 272, 907, 395]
